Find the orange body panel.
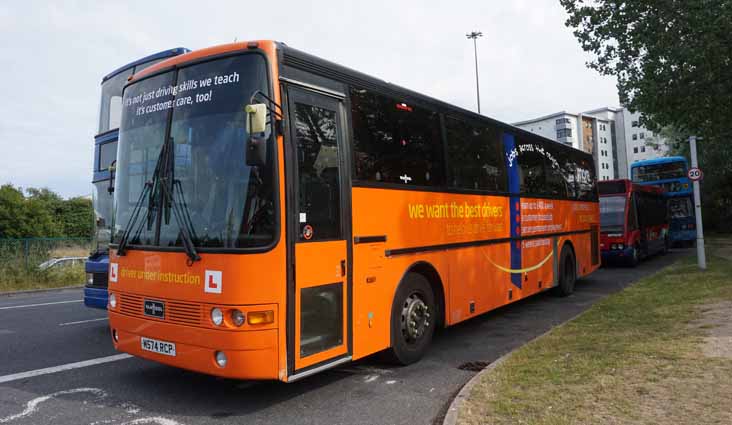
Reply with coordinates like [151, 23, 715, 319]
[108, 40, 601, 381]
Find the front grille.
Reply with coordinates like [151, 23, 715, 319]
[119, 293, 202, 326]
[91, 272, 108, 288]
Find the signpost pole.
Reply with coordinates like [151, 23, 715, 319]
[688, 136, 706, 270]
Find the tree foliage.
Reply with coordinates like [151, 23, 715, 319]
[560, 0, 732, 231]
[0, 185, 93, 239]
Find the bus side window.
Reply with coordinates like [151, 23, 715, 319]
[628, 193, 639, 230]
[444, 116, 507, 192]
[350, 87, 445, 187]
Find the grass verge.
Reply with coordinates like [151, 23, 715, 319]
[0, 264, 85, 293]
[458, 238, 732, 425]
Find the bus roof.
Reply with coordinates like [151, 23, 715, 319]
[131, 40, 593, 161]
[630, 156, 688, 168]
[102, 47, 190, 83]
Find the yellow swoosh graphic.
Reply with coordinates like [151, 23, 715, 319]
[481, 237, 562, 274]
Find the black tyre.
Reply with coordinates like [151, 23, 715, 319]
[385, 273, 436, 365]
[552, 245, 577, 297]
[661, 236, 669, 255]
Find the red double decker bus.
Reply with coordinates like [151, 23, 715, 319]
[599, 179, 669, 266]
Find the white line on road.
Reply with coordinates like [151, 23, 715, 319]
[0, 387, 106, 423]
[59, 317, 107, 326]
[0, 300, 82, 311]
[0, 354, 132, 384]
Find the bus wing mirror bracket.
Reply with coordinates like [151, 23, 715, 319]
[107, 161, 117, 194]
[245, 104, 268, 166]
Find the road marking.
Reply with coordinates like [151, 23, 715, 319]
[0, 354, 132, 384]
[0, 300, 82, 311]
[0, 387, 106, 423]
[122, 418, 185, 425]
[59, 317, 107, 326]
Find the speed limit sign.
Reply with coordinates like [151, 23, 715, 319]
[688, 167, 703, 181]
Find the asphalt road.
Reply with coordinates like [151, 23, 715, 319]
[0, 250, 687, 425]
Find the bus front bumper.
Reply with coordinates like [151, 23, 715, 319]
[84, 286, 108, 310]
[109, 311, 279, 380]
[601, 247, 634, 262]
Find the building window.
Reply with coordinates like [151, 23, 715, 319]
[557, 128, 572, 138]
[640, 132, 645, 139]
[632, 134, 638, 140]
[632, 120, 638, 127]
[555, 118, 570, 125]
[633, 147, 638, 154]
[641, 146, 646, 153]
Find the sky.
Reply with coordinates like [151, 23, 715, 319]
[0, 0, 619, 199]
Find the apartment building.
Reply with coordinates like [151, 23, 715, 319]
[513, 107, 668, 180]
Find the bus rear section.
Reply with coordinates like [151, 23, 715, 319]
[85, 48, 189, 309]
[107, 40, 600, 383]
[599, 179, 669, 266]
[630, 156, 694, 247]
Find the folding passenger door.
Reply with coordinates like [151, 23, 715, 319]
[285, 85, 352, 379]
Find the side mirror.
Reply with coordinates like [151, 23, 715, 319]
[245, 104, 268, 166]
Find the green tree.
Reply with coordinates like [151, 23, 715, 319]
[560, 0, 732, 231]
[0, 185, 59, 238]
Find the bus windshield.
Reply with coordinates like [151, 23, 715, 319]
[113, 54, 275, 249]
[600, 195, 626, 232]
[632, 161, 686, 182]
[669, 196, 693, 219]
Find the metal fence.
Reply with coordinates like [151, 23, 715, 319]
[0, 238, 92, 271]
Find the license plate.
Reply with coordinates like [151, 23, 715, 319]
[144, 300, 165, 318]
[140, 337, 176, 356]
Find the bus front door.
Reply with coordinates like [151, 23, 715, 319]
[286, 86, 351, 376]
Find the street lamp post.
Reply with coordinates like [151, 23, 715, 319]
[466, 31, 482, 114]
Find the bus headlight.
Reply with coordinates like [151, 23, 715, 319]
[86, 273, 94, 285]
[231, 309, 245, 327]
[109, 293, 117, 309]
[618, 244, 624, 250]
[211, 308, 224, 326]
[611, 244, 618, 250]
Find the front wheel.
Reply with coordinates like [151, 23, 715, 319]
[628, 245, 640, 267]
[385, 273, 436, 365]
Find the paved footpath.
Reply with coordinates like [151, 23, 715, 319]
[0, 251, 685, 425]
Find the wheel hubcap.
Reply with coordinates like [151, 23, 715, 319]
[401, 294, 430, 343]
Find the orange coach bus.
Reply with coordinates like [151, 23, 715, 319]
[108, 40, 600, 382]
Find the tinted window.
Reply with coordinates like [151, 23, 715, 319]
[515, 138, 548, 195]
[574, 152, 598, 201]
[98, 69, 133, 134]
[544, 143, 569, 198]
[98, 141, 117, 171]
[293, 101, 342, 242]
[350, 88, 444, 186]
[445, 116, 506, 191]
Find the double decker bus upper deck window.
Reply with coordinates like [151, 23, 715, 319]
[632, 161, 686, 182]
[350, 87, 444, 186]
[114, 54, 275, 249]
[99, 69, 133, 134]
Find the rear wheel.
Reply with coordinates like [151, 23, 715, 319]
[385, 273, 436, 365]
[552, 245, 576, 297]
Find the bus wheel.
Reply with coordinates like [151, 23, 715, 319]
[552, 245, 576, 297]
[386, 273, 436, 365]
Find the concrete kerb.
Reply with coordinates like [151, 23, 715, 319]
[442, 307, 590, 425]
[0, 285, 84, 298]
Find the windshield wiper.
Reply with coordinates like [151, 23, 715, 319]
[116, 138, 201, 265]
